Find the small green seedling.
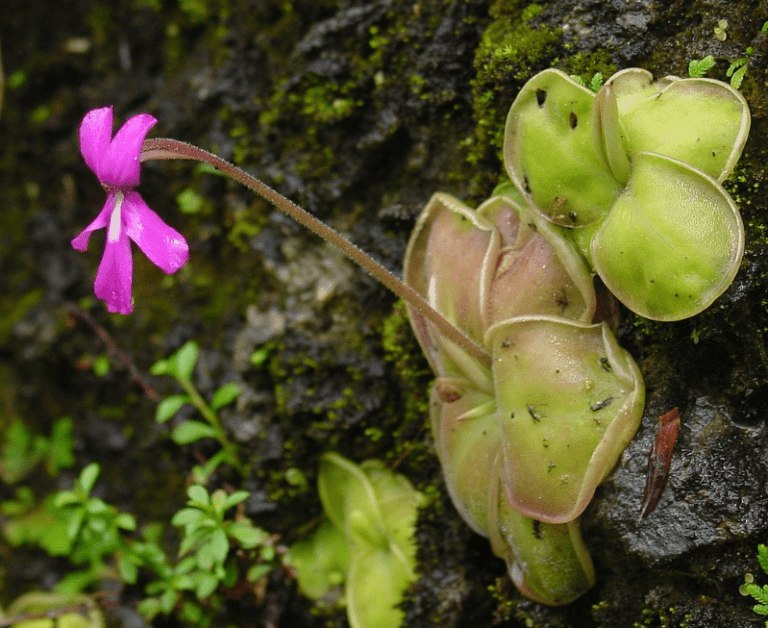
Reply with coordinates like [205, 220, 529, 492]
[688, 55, 716, 79]
[170, 484, 274, 599]
[152, 340, 244, 477]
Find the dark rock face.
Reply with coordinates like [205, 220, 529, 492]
[3, 0, 768, 626]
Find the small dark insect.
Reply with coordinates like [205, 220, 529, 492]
[527, 405, 542, 422]
[640, 408, 680, 518]
[590, 397, 613, 412]
[599, 357, 612, 372]
[569, 111, 578, 129]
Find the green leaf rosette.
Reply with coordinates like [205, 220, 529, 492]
[503, 67, 750, 320]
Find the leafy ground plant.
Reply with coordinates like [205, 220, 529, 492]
[2, 456, 280, 626]
[137, 483, 279, 625]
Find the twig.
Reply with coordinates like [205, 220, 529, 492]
[65, 303, 160, 402]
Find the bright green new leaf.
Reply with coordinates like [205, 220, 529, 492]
[156, 395, 190, 423]
[173, 340, 199, 381]
[210, 382, 242, 412]
[78, 463, 100, 496]
[172, 421, 217, 445]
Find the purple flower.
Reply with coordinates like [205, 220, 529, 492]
[72, 106, 189, 314]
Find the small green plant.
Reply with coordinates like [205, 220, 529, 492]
[289, 453, 424, 628]
[3, 458, 279, 626]
[740, 543, 768, 624]
[570, 72, 604, 92]
[688, 55, 716, 79]
[52, 462, 138, 592]
[151, 339, 244, 478]
[714, 19, 728, 42]
[0, 416, 75, 483]
[138, 484, 279, 625]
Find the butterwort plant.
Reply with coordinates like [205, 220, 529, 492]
[69, 64, 750, 607]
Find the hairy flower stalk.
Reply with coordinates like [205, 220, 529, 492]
[141, 137, 491, 368]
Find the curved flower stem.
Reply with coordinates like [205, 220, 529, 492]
[142, 138, 491, 369]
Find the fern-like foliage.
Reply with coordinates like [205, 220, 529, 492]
[740, 544, 768, 625]
[726, 57, 749, 90]
[757, 543, 768, 574]
[688, 55, 716, 78]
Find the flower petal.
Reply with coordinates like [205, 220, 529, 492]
[99, 113, 157, 188]
[123, 191, 189, 273]
[79, 107, 114, 179]
[93, 231, 134, 314]
[71, 192, 117, 251]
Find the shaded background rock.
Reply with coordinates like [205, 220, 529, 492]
[2, 0, 768, 627]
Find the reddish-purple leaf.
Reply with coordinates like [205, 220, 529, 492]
[640, 408, 680, 518]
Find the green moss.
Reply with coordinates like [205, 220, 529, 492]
[379, 301, 433, 466]
[557, 50, 617, 89]
[467, 2, 561, 192]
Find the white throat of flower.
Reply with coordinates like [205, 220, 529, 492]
[108, 191, 124, 242]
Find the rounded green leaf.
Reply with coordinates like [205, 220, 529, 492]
[591, 151, 744, 320]
[210, 382, 242, 412]
[187, 484, 210, 505]
[346, 547, 412, 628]
[173, 340, 199, 381]
[172, 507, 203, 527]
[488, 479, 595, 606]
[487, 316, 644, 523]
[156, 394, 190, 423]
[77, 463, 100, 496]
[604, 68, 750, 182]
[209, 527, 230, 565]
[503, 68, 622, 227]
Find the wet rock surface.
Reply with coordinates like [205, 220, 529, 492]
[3, 0, 768, 627]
